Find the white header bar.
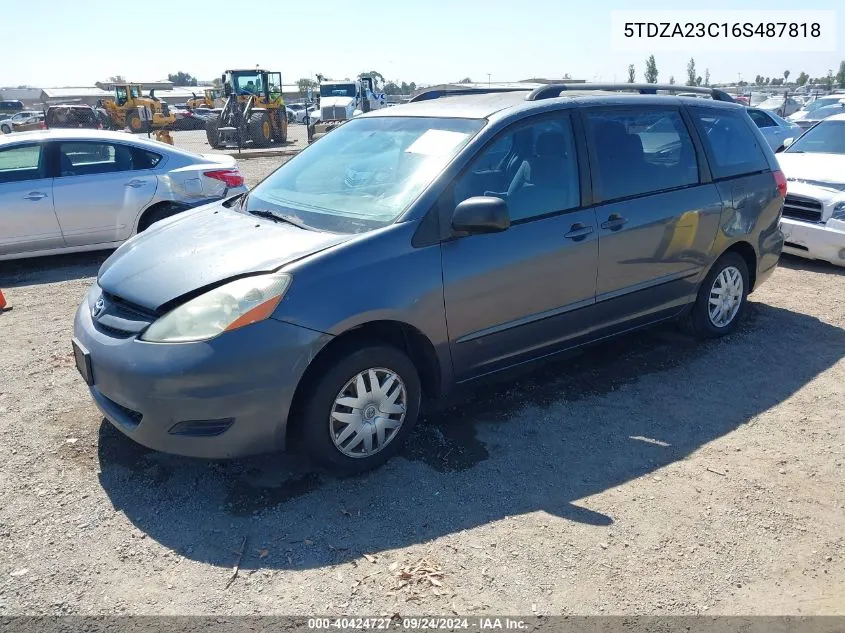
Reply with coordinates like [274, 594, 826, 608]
[611, 10, 837, 52]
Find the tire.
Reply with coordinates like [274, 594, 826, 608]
[683, 252, 750, 339]
[137, 203, 185, 232]
[125, 110, 143, 133]
[301, 345, 421, 473]
[0, 124, 10, 134]
[205, 117, 221, 148]
[248, 111, 272, 147]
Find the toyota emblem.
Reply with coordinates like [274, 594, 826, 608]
[92, 297, 105, 318]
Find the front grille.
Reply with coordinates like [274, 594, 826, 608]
[94, 292, 157, 335]
[100, 393, 143, 428]
[782, 194, 823, 223]
[321, 106, 347, 121]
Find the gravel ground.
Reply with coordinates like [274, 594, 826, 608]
[0, 156, 843, 616]
[167, 126, 308, 157]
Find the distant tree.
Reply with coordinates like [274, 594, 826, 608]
[669, 75, 675, 85]
[211, 77, 222, 89]
[458, 77, 472, 84]
[783, 70, 791, 83]
[168, 71, 197, 86]
[754, 75, 762, 85]
[686, 58, 697, 86]
[383, 82, 399, 95]
[796, 71, 809, 86]
[764, 77, 771, 85]
[108, 75, 126, 84]
[408, 81, 417, 92]
[297, 78, 317, 95]
[695, 76, 702, 86]
[644, 55, 658, 83]
[400, 81, 409, 94]
[704, 68, 710, 86]
[362, 70, 385, 85]
[837, 61, 845, 88]
[627, 64, 636, 83]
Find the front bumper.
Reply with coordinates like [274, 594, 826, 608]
[73, 285, 332, 458]
[781, 217, 845, 267]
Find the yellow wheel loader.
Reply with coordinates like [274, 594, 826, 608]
[205, 69, 288, 150]
[102, 84, 176, 133]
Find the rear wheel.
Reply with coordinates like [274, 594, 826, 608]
[301, 345, 421, 473]
[137, 203, 185, 232]
[683, 252, 750, 339]
[205, 118, 221, 148]
[248, 111, 272, 147]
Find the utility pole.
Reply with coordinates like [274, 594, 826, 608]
[487, 73, 491, 86]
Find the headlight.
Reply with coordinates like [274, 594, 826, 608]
[141, 272, 291, 343]
[833, 202, 845, 220]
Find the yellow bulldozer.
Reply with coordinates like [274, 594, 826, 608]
[187, 87, 224, 110]
[205, 69, 288, 149]
[102, 84, 176, 134]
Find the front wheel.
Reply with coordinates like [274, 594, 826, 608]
[0, 124, 11, 134]
[301, 346, 421, 473]
[683, 252, 750, 339]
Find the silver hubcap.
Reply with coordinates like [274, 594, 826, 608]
[708, 266, 744, 328]
[329, 368, 407, 458]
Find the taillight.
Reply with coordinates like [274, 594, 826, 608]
[204, 168, 244, 187]
[773, 169, 787, 198]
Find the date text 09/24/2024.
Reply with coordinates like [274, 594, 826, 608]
[307, 618, 528, 630]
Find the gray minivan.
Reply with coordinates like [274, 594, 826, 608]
[73, 84, 785, 472]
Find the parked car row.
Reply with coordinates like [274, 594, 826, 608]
[2, 86, 841, 475]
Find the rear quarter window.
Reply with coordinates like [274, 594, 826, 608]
[690, 107, 769, 180]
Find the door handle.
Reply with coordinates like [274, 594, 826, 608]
[564, 223, 594, 240]
[24, 192, 47, 201]
[125, 180, 146, 188]
[601, 214, 628, 231]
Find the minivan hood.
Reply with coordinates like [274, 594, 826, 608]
[98, 201, 351, 311]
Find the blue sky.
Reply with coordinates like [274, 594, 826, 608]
[2, 0, 843, 88]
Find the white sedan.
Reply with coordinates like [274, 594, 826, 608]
[0, 129, 247, 261]
[776, 113, 845, 267]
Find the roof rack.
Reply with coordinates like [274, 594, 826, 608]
[408, 86, 530, 103]
[526, 83, 735, 102]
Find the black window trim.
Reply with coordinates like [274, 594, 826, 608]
[579, 104, 706, 205]
[686, 105, 772, 182]
[437, 109, 588, 238]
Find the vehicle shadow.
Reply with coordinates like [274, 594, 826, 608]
[778, 253, 845, 276]
[96, 302, 845, 571]
[0, 251, 111, 288]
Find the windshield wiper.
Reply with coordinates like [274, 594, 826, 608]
[248, 209, 314, 230]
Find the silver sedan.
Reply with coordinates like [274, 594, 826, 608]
[0, 129, 247, 260]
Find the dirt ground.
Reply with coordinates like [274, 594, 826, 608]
[0, 156, 842, 616]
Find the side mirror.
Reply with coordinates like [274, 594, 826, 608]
[223, 83, 233, 97]
[452, 196, 510, 235]
[780, 137, 794, 151]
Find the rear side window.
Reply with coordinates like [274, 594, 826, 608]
[0, 144, 45, 183]
[690, 107, 769, 179]
[747, 109, 776, 128]
[58, 142, 136, 176]
[132, 148, 162, 169]
[586, 108, 698, 201]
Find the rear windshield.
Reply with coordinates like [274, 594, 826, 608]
[246, 116, 485, 233]
[785, 120, 845, 154]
